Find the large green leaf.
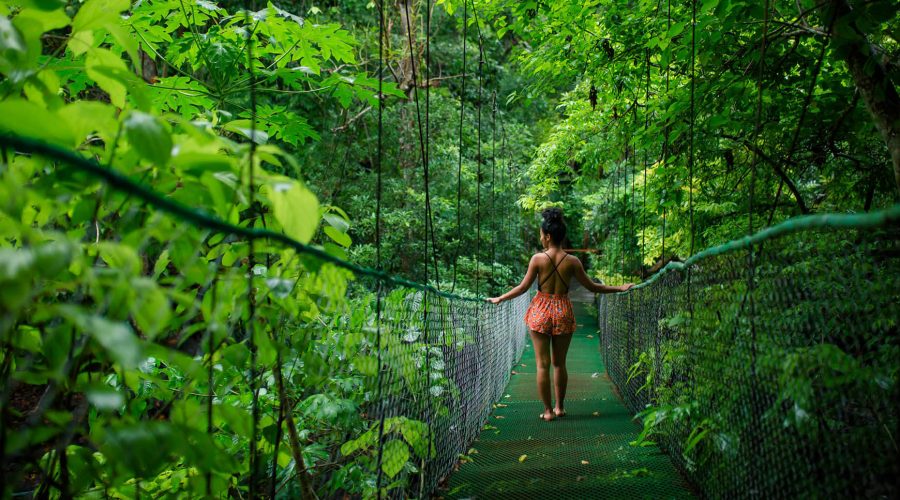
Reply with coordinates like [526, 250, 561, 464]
[60, 306, 144, 369]
[130, 277, 170, 339]
[0, 99, 74, 146]
[124, 111, 172, 167]
[71, 0, 129, 34]
[85, 48, 129, 107]
[263, 177, 320, 244]
[381, 439, 409, 479]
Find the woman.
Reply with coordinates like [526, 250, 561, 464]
[487, 208, 634, 422]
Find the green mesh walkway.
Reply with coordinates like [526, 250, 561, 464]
[443, 299, 695, 499]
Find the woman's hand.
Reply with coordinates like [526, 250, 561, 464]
[486, 297, 502, 304]
[620, 283, 636, 292]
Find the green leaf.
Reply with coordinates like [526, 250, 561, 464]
[98, 242, 141, 275]
[0, 99, 75, 146]
[223, 119, 269, 144]
[323, 213, 350, 232]
[58, 101, 118, 145]
[124, 111, 172, 166]
[0, 247, 35, 311]
[130, 277, 170, 339]
[324, 225, 351, 248]
[264, 177, 320, 244]
[85, 48, 130, 107]
[353, 354, 377, 376]
[85, 384, 124, 411]
[16, 0, 67, 11]
[400, 419, 429, 457]
[381, 439, 409, 479]
[61, 307, 144, 369]
[0, 17, 29, 72]
[71, 0, 129, 34]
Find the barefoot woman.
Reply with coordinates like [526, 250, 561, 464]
[487, 208, 634, 422]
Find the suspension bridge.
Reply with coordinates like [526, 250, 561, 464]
[6, 134, 899, 499]
[3, 0, 899, 497]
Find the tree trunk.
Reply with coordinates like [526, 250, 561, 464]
[830, 0, 900, 196]
[396, 0, 419, 96]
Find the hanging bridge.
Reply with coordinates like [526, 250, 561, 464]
[5, 135, 899, 499]
[4, 0, 900, 497]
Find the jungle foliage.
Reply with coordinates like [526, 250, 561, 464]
[474, 0, 900, 283]
[0, 0, 533, 497]
[1, 0, 898, 497]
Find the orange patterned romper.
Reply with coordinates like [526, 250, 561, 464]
[524, 251, 575, 336]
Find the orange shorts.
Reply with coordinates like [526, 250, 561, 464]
[524, 291, 575, 336]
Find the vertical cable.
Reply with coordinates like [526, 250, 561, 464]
[374, 1, 386, 496]
[491, 91, 497, 293]
[402, 0, 438, 288]
[473, 1, 484, 296]
[244, 12, 260, 497]
[688, 0, 696, 258]
[661, 0, 670, 263]
[642, 49, 650, 271]
[424, 0, 439, 286]
[452, 0, 468, 292]
[630, 107, 636, 276]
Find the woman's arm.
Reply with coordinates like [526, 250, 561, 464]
[486, 254, 540, 304]
[572, 257, 634, 294]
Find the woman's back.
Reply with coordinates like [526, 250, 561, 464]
[535, 249, 574, 295]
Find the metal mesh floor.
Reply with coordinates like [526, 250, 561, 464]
[441, 300, 695, 499]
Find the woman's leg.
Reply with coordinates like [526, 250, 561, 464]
[550, 333, 574, 415]
[529, 330, 554, 420]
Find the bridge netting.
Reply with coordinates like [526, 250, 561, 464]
[4, 138, 899, 499]
[0, 136, 530, 499]
[599, 208, 900, 499]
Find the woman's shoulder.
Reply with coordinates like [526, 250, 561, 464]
[563, 253, 582, 266]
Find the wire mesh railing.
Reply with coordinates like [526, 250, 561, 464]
[598, 207, 900, 498]
[0, 135, 528, 498]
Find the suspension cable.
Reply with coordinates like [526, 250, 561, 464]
[642, 48, 650, 270]
[491, 90, 497, 293]
[661, 0, 671, 265]
[374, 0, 386, 496]
[245, 16, 260, 495]
[472, 0, 485, 296]
[688, 0, 696, 258]
[402, 0, 439, 289]
[451, 0, 468, 293]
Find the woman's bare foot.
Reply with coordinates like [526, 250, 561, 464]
[553, 407, 566, 417]
[539, 409, 555, 422]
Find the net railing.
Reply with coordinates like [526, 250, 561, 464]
[0, 136, 528, 499]
[598, 208, 900, 498]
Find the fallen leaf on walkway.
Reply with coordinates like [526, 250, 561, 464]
[511, 370, 518, 375]
[576, 476, 586, 482]
[468, 448, 479, 454]
[586, 335, 594, 338]
[496, 403, 508, 408]
[592, 411, 600, 416]
[518, 454, 528, 462]
[504, 394, 511, 398]
[581, 460, 590, 465]
[520, 364, 526, 367]
[494, 415, 505, 419]
[591, 372, 601, 378]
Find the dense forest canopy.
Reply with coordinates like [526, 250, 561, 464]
[0, 0, 897, 497]
[471, 0, 899, 281]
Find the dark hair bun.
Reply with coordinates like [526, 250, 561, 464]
[542, 207, 563, 223]
[541, 207, 567, 244]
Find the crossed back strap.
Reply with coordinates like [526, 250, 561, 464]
[538, 251, 569, 293]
